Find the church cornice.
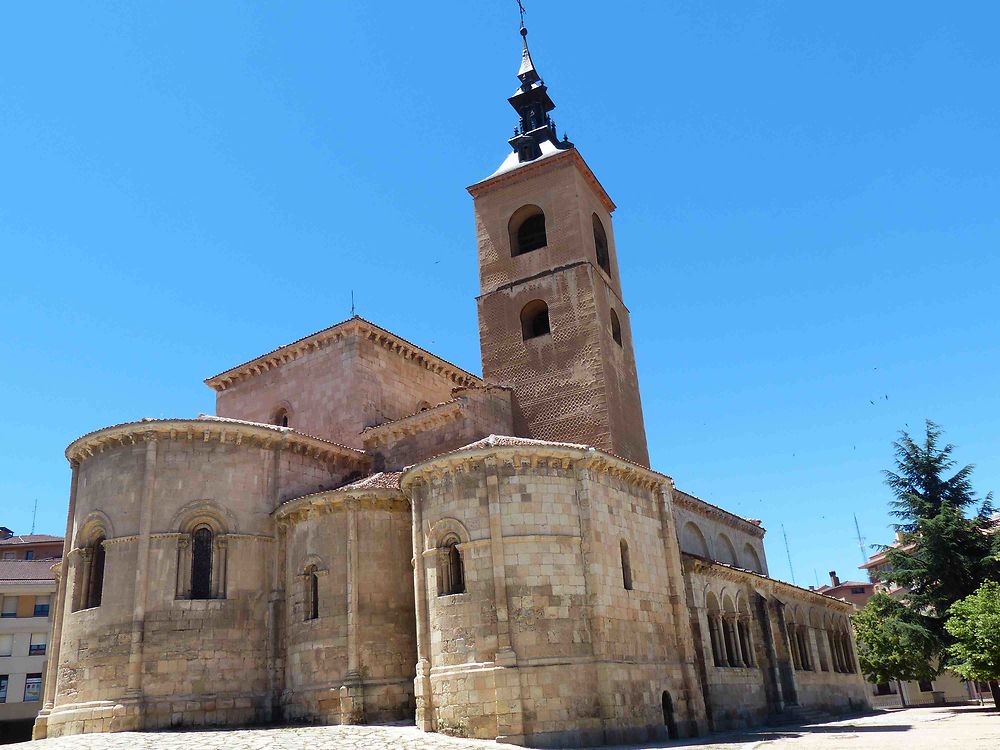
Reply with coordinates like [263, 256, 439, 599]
[467, 148, 616, 213]
[681, 553, 854, 612]
[362, 399, 465, 445]
[203, 316, 482, 393]
[400, 436, 670, 493]
[273, 486, 409, 526]
[671, 489, 767, 539]
[65, 418, 372, 469]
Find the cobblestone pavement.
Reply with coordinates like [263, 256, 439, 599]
[13, 706, 1000, 750]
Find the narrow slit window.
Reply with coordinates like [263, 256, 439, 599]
[304, 565, 320, 621]
[438, 538, 465, 596]
[620, 539, 633, 590]
[86, 537, 106, 609]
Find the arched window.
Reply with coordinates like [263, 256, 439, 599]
[705, 593, 724, 666]
[509, 205, 547, 256]
[721, 595, 739, 666]
[593, 213, 611, 277]
[610, 309, 623, 346]
[72, 534, 107, 612]
[620, 539, 633, 590]
[437, 537, 465, 596]
[190, 526, 214, 600]
[273, 408, 289, 428]
[520, 300, 550, 340]
[304, 564, 319, 621]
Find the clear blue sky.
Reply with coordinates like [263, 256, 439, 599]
[2, 2, 997, 588]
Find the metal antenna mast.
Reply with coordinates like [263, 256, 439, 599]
[781, 524, 796, 584]
[30, 498, 38, 534]
[854, 513, 868, 563]
[351, 290, 356, 317]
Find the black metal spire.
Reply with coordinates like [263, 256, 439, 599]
[506, 19, 573, 163]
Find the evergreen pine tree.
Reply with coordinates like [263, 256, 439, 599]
[881, 421, 997, 627]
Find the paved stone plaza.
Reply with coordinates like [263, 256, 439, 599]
[11, 706, 1000, 750]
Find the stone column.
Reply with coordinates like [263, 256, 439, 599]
[574, 466, 612, 733]
[76, 548, 93, 616]
[656, 483, 708, 735]
[409, 481, 434, 731]
[484, 457, 524, 744]
[265, 441, 285, 721]
[842, 631, 859, 673]
[711, 616, 728, 666]
[770, 599, 798, 705]
[122, 432, 159, 729]
[722, 617, 738, 667]
[737, 617, 753, 667]
[213, 535, 228, 599]
[341, 498, 364, 724]
[834, 633, 847, 673]
[730, 615, 746, 667]
[33, 459, 80, 739]
[733, 616, 747, 666]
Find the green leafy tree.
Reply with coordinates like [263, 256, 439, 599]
[945, 581, 1000, 706]
[852, 592, 939, 705]
[881, 421, 998, 629]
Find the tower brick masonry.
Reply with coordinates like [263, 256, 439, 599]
[471, 149, 649, 467]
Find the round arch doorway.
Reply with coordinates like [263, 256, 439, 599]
[662, 691, 679, 739]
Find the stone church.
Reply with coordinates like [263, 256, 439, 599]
[35, 24, 869, 747]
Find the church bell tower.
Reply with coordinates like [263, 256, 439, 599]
[469, 24, 650, 467]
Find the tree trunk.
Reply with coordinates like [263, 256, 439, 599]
[897, 680, 907, 708]
[989, 680, 1000, 708]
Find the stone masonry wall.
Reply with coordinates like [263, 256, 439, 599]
[672, 493, 768, 575]
[214, 331, 463, 448]
[45, 423, 358, 738]
[363, 388, 514, 472]
[407, 446, 698, 747]
[279, 492, 416, 726]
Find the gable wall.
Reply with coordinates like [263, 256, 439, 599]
[214, 334, 462, 448]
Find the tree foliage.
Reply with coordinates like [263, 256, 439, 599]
[852, 592, 938, 685]
[945, 581, 1000, 684]
[880, 421, 998, 630]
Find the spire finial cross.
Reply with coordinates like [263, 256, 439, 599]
[517, 0, 526, 30]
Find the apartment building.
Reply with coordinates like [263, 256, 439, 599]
[0, 530, 61, 742]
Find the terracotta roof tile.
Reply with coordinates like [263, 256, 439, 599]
[338, 472, 403, 491]
[0, 534, 63, 546]
[0, 559, 58, 582]
[276, 472, 404, 511]
[205, 316, 482, 391]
